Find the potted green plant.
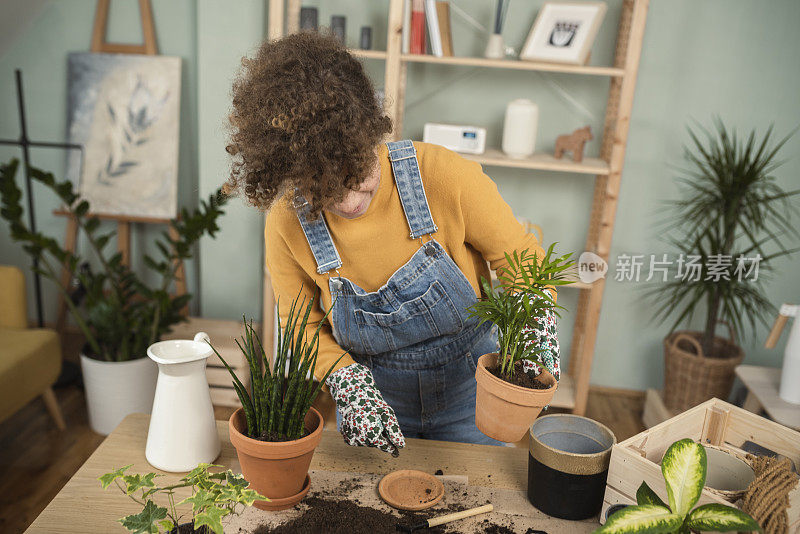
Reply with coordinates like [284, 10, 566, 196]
[595, 438, 761, 533]
[0, 159, 227, 434]
[211, 293, 344, 511]
[468, 244, 575, 442]
[649, 120, 798, 412]
[99, 463, 264, 533]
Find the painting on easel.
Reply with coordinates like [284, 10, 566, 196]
[65, 52, 181, 219]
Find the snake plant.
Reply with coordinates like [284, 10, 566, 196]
[595, 439, 761, 533]
[212, 292, 345, 441]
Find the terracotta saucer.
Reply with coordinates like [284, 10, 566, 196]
[378, 470, 444, 511]
[254, 474, 311, 511]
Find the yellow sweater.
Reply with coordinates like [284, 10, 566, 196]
[264, 141, 545, 379]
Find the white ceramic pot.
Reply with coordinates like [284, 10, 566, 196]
[145, 332, 220, 472]
[484, 33, 505, 59]
[502, 98, 539, 159]
[80, 353, 158, 435]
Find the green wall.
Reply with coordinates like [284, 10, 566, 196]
[2, 0, 798, 391]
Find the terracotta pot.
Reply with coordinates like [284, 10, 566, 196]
[228, 407, 323, 511]
[474, 353, 557, 442]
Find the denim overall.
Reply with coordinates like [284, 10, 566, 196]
[296, 140, 500, 445]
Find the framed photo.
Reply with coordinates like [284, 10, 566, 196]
[66, 52, 181, 219]
[520, 1, 607, 65]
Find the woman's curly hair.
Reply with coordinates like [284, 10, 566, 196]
[225, 31, 392, 213]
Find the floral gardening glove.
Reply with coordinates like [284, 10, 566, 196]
[521, 293, 560, 381]
[325, 363, 406, 457]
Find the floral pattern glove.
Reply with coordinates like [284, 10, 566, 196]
[325, 363, 406, 456]
[521, 294, 560, 380]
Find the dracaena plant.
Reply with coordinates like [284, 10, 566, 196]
[0, 158, 227, 361]
[595, 439, 761, 534]
[467, 244, 575, 381]
[99, 463, 265, 534]
[212, 292, 345, 441]
[649, 120, 798, 357]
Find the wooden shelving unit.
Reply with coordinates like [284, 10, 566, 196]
[266, 0, 650, 415]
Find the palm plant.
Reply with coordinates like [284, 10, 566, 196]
[595, 439, 761, 533]
[650, 120, 798, 356]
[212, 293, 345, 441]
[0, 159, 227, 361]
[467, 244, 574, 381]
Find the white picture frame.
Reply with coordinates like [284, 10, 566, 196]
[520, 1, 607, 65]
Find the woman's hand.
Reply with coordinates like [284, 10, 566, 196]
[523, 295, 560, 380]
[325, 363, 406, 456]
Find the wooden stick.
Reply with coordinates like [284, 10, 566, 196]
[427, 504, 493, 527]
[765, 313, 789, 349]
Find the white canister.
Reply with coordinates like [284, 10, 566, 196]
[80, 354, 158, 435]
[145, 332, 221, 472]
[502, 99, 539, 159]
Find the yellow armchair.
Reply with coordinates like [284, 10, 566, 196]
[0, 265, 65, 429]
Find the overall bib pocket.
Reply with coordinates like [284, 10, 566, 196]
[353, 280, 463, 355]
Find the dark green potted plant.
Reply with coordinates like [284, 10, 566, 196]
[99, 463, 264, 533]
[468, 244, 575, 442]
[211, 292, 344, 511]
[0, 159, 227, 434]
[649, 120, 798, 412]
[595, 439, 761, 533]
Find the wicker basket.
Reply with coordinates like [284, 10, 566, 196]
[662, 322, 744, 412]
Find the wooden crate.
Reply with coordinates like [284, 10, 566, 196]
[601, 398, 800, 531]
[162, 317, 257, 407]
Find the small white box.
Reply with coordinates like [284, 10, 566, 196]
[422, 123, 486, 154]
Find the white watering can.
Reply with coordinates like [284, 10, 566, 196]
[145, 332, 221, 472]
[765, 304, 800, 405]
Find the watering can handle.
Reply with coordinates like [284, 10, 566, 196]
[194, 332, 211, 345]
[765, 304, 797, 349]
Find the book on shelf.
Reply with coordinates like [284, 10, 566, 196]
[424, 0, 443, 57]
[410, 0, 426, 55]
[401, 0, 412, 54]
[435, 1, 453, 57]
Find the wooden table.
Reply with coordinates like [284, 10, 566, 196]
[736, 365, 800, 431]
[25, 414, 598, 533]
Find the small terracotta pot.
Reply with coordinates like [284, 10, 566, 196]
[228, 407, 323, 511]
[474, 353, 557, 442]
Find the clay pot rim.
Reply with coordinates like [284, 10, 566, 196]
[228, 407, 323, 459]
[253, 474, 311, 511]
[475, 353, 557, 405]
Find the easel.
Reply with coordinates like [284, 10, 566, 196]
[54, 0, 186, 334]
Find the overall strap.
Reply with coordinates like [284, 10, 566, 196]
[387, 140, 438, 239]
[294, 196, 342, 274]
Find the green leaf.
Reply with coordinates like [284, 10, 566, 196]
[158, 519, 175, 532]
[661, 438, 706, 517]
[686, 503, 762, 532]
[122, 472, 160, 495]
[593, 505, 683, 534]
[118, 500, 167, 534]
[193, 505, 230, 534]
[99, 465, 132, 489]
[636, 481, 668, 508]
[178, 488, 217, 514]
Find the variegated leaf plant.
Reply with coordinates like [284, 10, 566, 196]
[594, 439, 761, 534]
[99, 463, 265, 534]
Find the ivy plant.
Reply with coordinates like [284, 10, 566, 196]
[595, 439, 761, 534]
[466, 244, 574, 381]
[0, 158, 227, 361]
[99, 463, 265, 534]
[212, 291, 345, 441]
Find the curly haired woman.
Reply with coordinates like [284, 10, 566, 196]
[226, 32, 558, 454]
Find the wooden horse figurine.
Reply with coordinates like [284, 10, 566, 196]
[554, 126, 593, 163]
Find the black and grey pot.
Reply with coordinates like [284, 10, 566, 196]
[528, 414, 616, 520]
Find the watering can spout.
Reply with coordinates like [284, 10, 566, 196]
[765, 304, 797, 349]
